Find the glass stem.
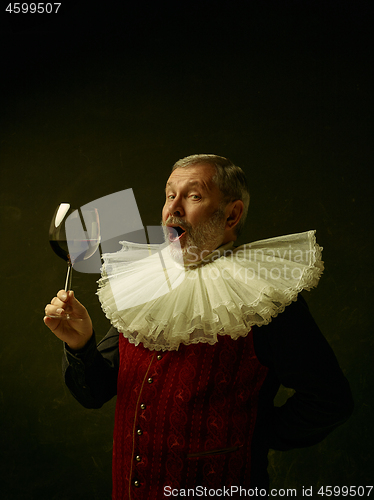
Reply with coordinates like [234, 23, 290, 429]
[64, 261, 73, 291]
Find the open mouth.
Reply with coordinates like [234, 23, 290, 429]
[167, 225, 186, 242]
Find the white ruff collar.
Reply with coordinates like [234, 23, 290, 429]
[97, 230, 323, 351]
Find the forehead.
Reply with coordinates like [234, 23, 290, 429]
[166, 164, 217, 190]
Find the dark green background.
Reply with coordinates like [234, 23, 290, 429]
[1, 1, 372, 498]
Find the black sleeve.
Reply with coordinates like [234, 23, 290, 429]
[253, 295, 354, 451]
[63, 326, 119, 409]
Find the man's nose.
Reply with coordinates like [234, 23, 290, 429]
[168, 197, 184, 217]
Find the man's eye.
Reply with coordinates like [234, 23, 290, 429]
[190, 194, 201, 200]
[167, 194, 175, 199]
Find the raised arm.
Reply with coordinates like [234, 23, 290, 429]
[44, 290, 119, 408]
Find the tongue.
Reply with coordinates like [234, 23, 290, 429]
[170, 227, 184, 241]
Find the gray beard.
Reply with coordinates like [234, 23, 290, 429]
[162, 208, 226, 264]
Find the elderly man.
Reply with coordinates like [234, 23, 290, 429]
[44, 155, 353, 499]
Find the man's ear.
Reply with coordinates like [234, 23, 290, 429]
[225, 200, 244, 230]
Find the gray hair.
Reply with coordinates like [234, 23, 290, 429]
[172, 154, 250, 235]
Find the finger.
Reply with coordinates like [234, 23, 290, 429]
[45, 304, 65, 317]
[43, 315, 61, 327]
[43, 313, 65, 334]
[57, 290, 68, 302]
[51, 296, 66, 308]
[66, 291, 86, 316]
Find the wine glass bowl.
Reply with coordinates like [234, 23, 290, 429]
[48, 203, 101, 319]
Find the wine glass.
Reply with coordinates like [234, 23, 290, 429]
[48, 203, 101, 319]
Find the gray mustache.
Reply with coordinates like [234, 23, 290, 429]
[164, 217, 192, 231]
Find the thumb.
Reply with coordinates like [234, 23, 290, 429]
[66, 291, 88, 318]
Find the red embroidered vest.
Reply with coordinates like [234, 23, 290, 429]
[112, 330, 268, 499]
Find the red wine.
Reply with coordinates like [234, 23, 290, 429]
[50, 239, 100, 263]
[50, 240, 69, 262]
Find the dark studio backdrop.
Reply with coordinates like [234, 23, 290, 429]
[0, 1, 372, 498]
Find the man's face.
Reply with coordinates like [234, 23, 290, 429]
[162, 164, 227, 263]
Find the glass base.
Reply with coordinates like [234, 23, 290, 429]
[45, 314, 83, 321]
